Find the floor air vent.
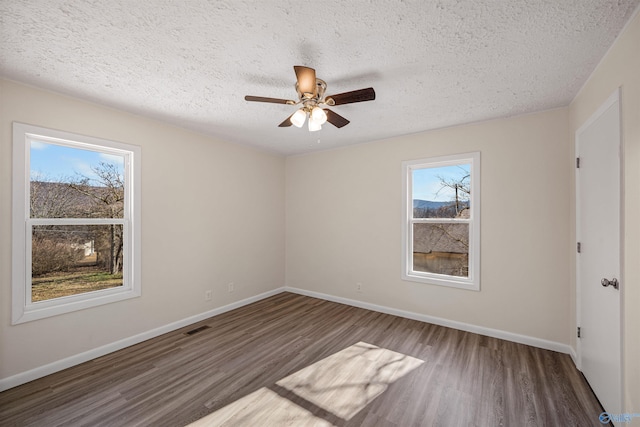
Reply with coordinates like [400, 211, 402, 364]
[184, 325, 210, 336]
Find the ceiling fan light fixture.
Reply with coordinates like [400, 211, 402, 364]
[308, 116, 322, 132]
[290, 108, 306, 128]
[311, 106, 327, 125]
[244, 66, 375, 131]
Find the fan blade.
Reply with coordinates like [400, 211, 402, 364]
[278, 114, 294, 127]
[325, 87, 375, 105]
[294, 66, 317, 97]
[324, 109, 350, 128]
[245, 95, 295, 104]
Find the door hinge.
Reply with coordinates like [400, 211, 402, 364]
[576, 157, 580, 168]
[577, 242, 581, 253]
[577, 327, 581, 338]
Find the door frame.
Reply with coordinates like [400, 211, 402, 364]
[574, 87, 624, 405]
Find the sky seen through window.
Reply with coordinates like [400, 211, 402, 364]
[412, 164, 470, 202]
[30, 140, 124, 184]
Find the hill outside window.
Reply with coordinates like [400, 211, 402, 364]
[12, 123, 141, 324]
[402, 152, 480, 290]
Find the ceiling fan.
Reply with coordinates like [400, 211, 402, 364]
[244, 66, 376, 131]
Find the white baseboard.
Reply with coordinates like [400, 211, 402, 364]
[569, 346, 580, 369]
[0, 287, 285, 392]
[285, 287, 573, 355]
[1, 286, 575, 392]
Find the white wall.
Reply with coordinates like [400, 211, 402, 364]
[0, 79, 286, 381]
[286, 108, 571, 344]
[569, 8, 640, 413]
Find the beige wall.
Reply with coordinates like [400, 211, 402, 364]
[286, 108, 571, 344]
[569, 10, 640, 413]
[0, 79, 286, 380]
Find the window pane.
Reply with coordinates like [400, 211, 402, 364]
[30, 140, 125, 219]
[413, 223, 469, 277]
[412, 164, 470, 219]
[32, 224, 124, 302]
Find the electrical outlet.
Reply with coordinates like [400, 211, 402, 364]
[205, 290, 212, 301]
[228, 282, 235, 293]
[356, 282, 363, 293]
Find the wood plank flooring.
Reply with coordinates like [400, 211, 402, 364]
[0, 292, 606, 426]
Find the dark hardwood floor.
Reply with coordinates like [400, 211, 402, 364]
[0, 292, 605, 426]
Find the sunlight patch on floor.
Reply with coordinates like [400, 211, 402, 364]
[277, 341, 424, 420]
[188, 387, 332, 427]
[188, 342, 423, 426]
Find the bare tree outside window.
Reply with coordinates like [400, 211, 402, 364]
[68, 162, 125, 275]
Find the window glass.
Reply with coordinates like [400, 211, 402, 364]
[31, 224, 124, 302]
[412, 223, 469, 277]
[30, 141, 125, 219]
[412, 164, 470, 219]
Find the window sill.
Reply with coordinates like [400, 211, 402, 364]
[401, 272, 479, 291]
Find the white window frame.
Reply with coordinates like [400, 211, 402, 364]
[12, 123, 141, 324]
[401, 152, 480, 291]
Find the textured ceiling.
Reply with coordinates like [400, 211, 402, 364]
[1, 1, 639, 155]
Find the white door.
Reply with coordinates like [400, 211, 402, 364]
[576, 88, 622, 416]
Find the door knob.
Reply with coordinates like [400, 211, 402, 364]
[601, 278, 619, 290]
